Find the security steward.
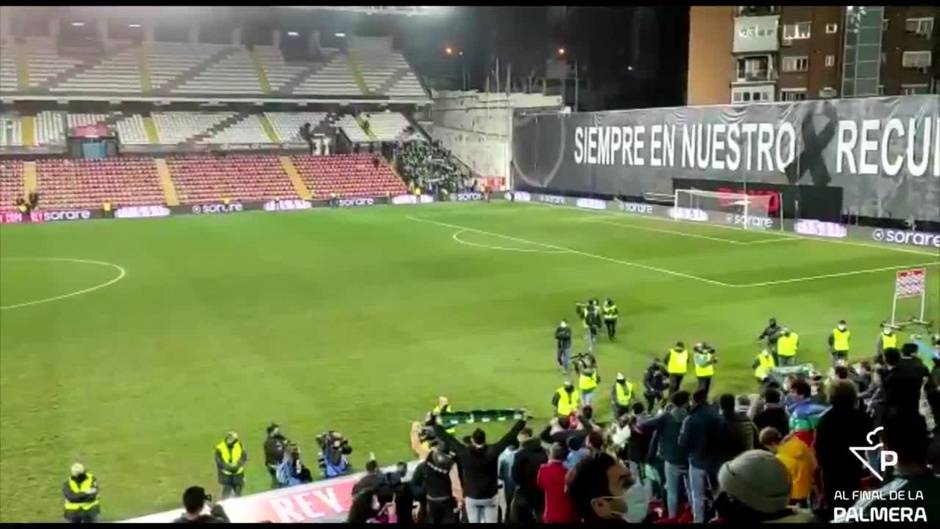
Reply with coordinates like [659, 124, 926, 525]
[432, 396, 456, 435]
[876, 323, 898, 356]
[664, 341, 689, 395]
[552, 380, 580, 418]
[63, 462, 100, 523]
[602, 298, 620, 340]
[693, 342, 717, 396]
[578, 365, 600, 408]
[215, 431, 247, 499]
[828, 319, 851, 365]
[776, 328, 799, 366]
[610, 372, 635, 419]
[753, 348, 777, 387]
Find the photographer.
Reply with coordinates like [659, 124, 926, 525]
[263, 424, 287, 489]
[317, 431, 352, 478]
[173, 486, 229, 523]
[276, 442, 313, 488]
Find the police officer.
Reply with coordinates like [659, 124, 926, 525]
[693, 342, 717, 396]
[555, 319, 572, 373]
[828, 319, 851, 365]
[578, 365, 600, 408]
[552, 380, 580, 418]
[752, 348, 777, 387]
[776, 328, 799, 366]
[643, 359, 669, 411]
[876, 323, 899, 356]
[63, 462, 99, 523]
[432, 396, 456, 435]
[602, 298, 619, 340]
[610, 372, 635, 419]
[215, 432, 247, 499]
[664, 341, 689, 395]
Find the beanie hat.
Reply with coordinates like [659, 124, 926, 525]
[718, 450, 790, 514]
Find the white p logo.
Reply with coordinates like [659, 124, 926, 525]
[880, 450, 898, 473]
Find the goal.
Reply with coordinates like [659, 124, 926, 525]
[673, 188, 783, 230]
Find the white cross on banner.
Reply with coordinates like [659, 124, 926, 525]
[894, 268, 926, 299]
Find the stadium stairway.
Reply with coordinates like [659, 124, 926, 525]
[22, 161, 37, 199]
[346, 54, 371, 95]
[21, 115, 35, 147]
[137, 45, 152, 94]
[153, 158, 180, 206]
[277, 156, 312, 200]
[354, 115, 379, 142]
[15, 43, 29, 91]
[36, 42, 136, 92]
[375, 68, 409, 96]
[257, 114, 280, 143]
[142, 115, 160, 144]
[189, 113, 246, 144]
[276, 60, 330, 96]
[248, 48, 273, 95]
[155, 46, 238, 95]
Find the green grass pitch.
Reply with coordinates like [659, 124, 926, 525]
[1, 201, 938, 521]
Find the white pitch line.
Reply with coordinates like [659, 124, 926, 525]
[730, 261, 940, 288]
[0, 257, 127, 310]
[586, 217, 750, 245]
[408, 215, 733, 287]
[452, 229, 567, 254]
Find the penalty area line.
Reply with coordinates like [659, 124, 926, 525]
[407, 215, 733, 287]
[730, 261, 940, 288]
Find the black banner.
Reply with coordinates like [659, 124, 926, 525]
[512, 96, 940, 222]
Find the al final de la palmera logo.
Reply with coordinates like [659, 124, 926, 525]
[832, 427, 928, 522]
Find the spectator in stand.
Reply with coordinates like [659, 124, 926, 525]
[567, 451, 633, 523]
[759, 426, 817, 508]
[885, 344, 934, 415]
[714, 450, 816, 523]
[347, 482, 397, 523]
[566, 429, 605, 472]
[173, 486, 230, 523]
[263, 423, 287, 489]
[433, 416, 527, 523]
[639, 389, 690, 519]
[786, 379, 827, 434]
[678, 389, 726, 523]
[510, 427, 547, 523]
[624, 402, 653, 482]
[837, 410, 940, 523]
[353, 458, 385, 497]
[412, 445, 461, 524]
[537, 443, 579, 523]
[753, 388, 790, 437]
[719, 393, 759, 459]
[496, 438, 519, 520]
[814, 379, 873, 520]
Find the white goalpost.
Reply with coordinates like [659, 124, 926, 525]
[890, 267, 930, 329]
[672, 188, 783, 231]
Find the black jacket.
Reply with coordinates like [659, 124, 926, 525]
[644, 364, 668, 394]
[555, 326, 572, 347]
[511, 438, 548, 505]
[264, 434, 287, 468]
[753, 404, 790, 437]
[434, 420, 526, 499]
[721, 411, 759, 460]
[814, 404, 873, 506]
[884, 357, 932, 411]
[678, 404, 726, 471]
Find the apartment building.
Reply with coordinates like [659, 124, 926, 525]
[687, 5, 939, 105]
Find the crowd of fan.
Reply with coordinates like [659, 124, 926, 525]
[394, 140, 475, 196]
[342, 337, 940, 524]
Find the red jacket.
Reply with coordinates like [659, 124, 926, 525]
[537, 460, 579, 523]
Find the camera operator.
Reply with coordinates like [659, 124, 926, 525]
[317, 431, 353, 478]
[173, 486, 229, 523]
[263, 423, 288, 489]
[276, 442, 313, 488]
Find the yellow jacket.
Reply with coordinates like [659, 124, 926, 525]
[775, 435, 817, 501]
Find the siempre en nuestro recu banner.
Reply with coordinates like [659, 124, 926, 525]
[511, 96, 940, 222]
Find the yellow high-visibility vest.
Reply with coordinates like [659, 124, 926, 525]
[555, 388, 580, 416]
[579, 371, 599, 392]
[433, 404, 456, 434]
[64, 473, 100, 512]
[667, 348, 689, 375]
[754, 353, 777, 380]
[694, 351, 715, 378]
[216, 441, 245, 475]
[614, 381, 634, 406]
[777, 333, 799, 357]
[603, 304, 618, 321]
[832, 328, 851, 352]
[881, 332, 897, 350]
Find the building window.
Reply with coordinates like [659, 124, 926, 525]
[783, 22, 812, 40]
[736, 56, 771, 81]
[825, 55, 835, 67]
[782, 56, 809, 72]
[902, 50, 932, 68]
[826, 23, 838, 34]
[905, 17, 934, 38]
[901, 84, 929, 95]
[819, 87, 837, 98]
[780, 89, 807, 101]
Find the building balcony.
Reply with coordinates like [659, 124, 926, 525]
[732, 70, 778, 84]
[733, 15, 781, 53]
[736, 6, 781, 17]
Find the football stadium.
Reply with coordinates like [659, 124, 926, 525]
[1, 5, 939, 525]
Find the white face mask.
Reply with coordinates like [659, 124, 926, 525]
[838, 324, 847, 331]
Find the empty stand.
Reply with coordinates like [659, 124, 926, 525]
[253, 46, 311, 94]
[0, 45, 17, 92]
[152, 111, 236, 144]
[35, 158, 165, 209]
[335, 115, 371, 143]
[200, 115, 271, 144]
[0, 116, 23, 147]
[0, 159, 24, 211]
[385, 71, 426, 98]
[359, 112, 412, 142]
[264, 112, 328, 143]
[291, 153, 407, 199]
[114, 114, 150, 145]
[49, 45, 141, 93]
[22, 38, 85, 90]
[147, 42, 225, 93]
[173, 48, 261, 95]
[292, 52, 359, 96]
[166, 154, 296, 203]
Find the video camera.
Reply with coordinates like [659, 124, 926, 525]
[316, 431, 353, 478]
[572, 352, 597, 375]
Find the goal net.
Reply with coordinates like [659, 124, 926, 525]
[672, 188, 782, 230]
